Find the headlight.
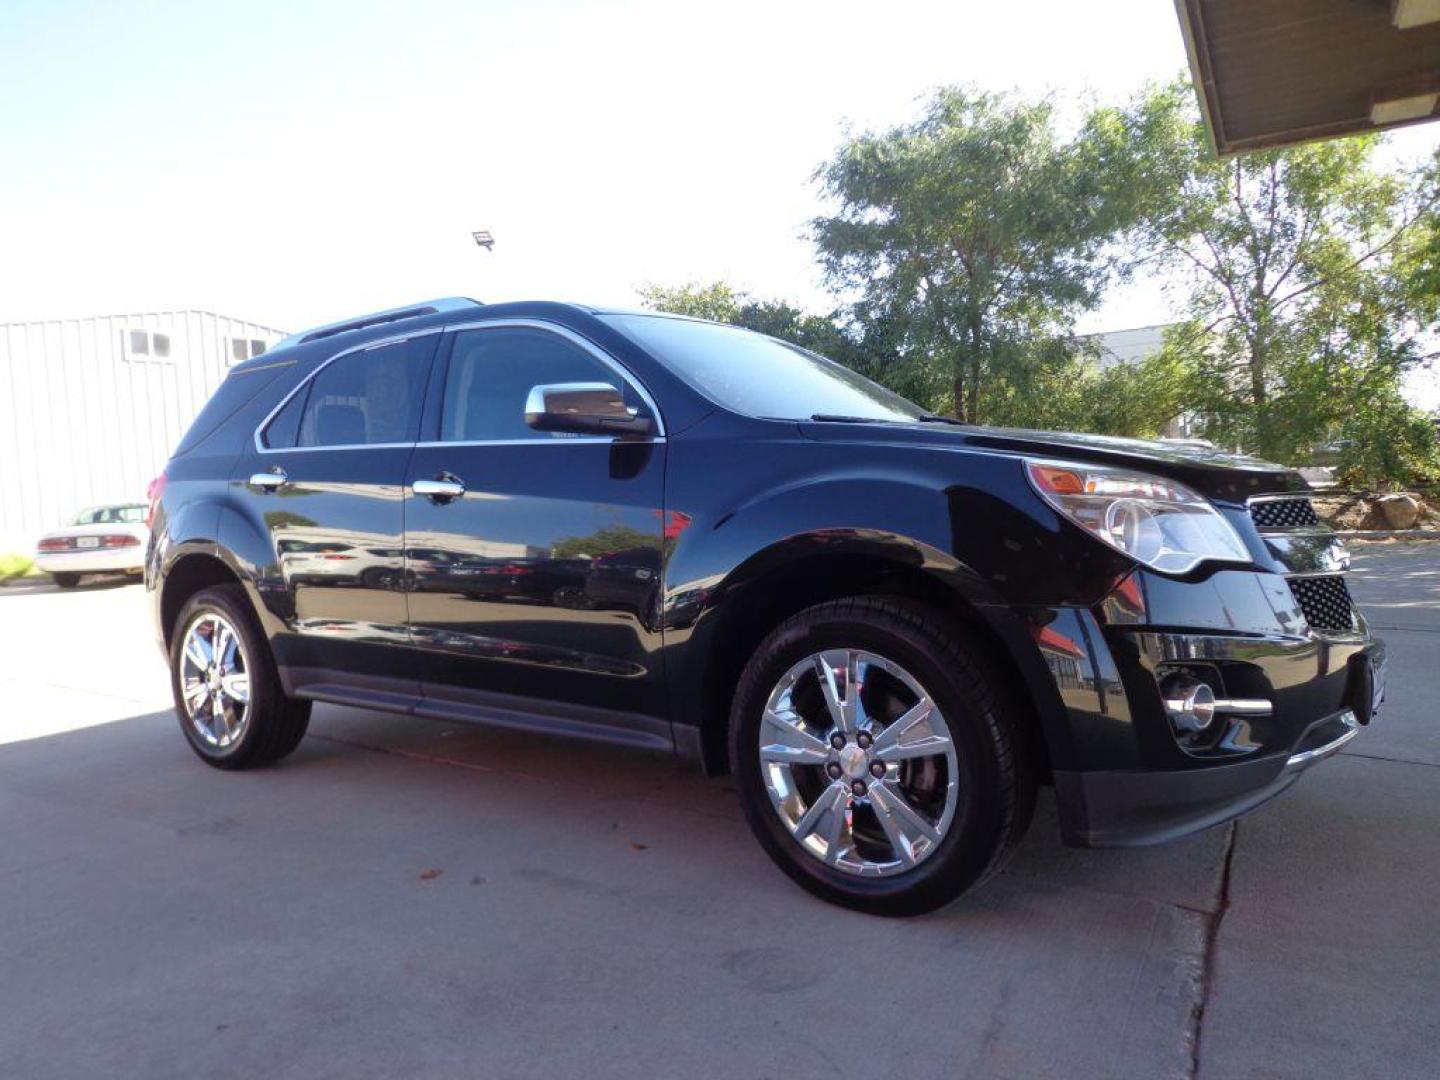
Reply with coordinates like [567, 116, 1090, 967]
[1025, 459, 1251, 574]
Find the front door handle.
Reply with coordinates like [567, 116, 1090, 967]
[249, 468, 288, 490]
[413, 475, 466, 501]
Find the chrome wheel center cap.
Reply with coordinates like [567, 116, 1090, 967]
[838, 742, 868, 779]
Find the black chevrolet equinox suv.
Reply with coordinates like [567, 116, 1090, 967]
[148, 297, 1387, 914]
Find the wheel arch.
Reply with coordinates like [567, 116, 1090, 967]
[677, 531, 1069, 782]
[158, 546, 248, 650]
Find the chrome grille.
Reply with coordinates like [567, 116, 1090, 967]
[1250, 496, 1320, 530]
[1290, 574, 1357, 633]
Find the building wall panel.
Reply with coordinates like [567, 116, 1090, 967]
[0, 310, 283, 553]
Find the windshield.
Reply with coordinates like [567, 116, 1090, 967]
[71, 504, 146, 526]
[602, 313, 926, 423]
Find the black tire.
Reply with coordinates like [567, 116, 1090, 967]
[52, 572, 80, 588]
[169, 583, 311, 769]
[730, 596, 1035, 916]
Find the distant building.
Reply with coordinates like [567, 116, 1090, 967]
[1089, 323, 1173, 372]
[0, 309, 284, 552]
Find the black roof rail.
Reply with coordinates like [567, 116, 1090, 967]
[273, 297, 482, 350]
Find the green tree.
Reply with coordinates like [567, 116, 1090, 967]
[811, 86, 1150, 423]
[636, 281, 745, 323]
[550, 523, 660, 560]
[1131, 80, 1440, 480]
[637, 280, 880, 370]
[981, 342, 1197, 438]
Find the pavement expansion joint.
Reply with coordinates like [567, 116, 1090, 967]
[1187, 820, 1238, 1079]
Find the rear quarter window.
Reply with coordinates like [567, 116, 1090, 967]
[174, 363, 290, 455]
[261, 388, 307, 449]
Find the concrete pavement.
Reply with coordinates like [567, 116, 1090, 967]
[0, 544, 1435, 1079]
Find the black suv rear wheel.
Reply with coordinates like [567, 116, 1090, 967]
[169, 584, 311, 769]
[730, 596, 1034, 916]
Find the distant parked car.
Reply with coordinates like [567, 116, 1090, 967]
[35, 502, 149, 587]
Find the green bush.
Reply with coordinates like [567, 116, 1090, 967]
[0, 553, 35, 582]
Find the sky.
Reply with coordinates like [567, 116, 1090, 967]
[1, 0, 1438, 409]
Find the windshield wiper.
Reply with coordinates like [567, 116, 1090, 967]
[916, 414, 969, 426]
[808, 413, 888, 423]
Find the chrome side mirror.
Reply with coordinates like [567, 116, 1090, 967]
[524, 382, 654, 436]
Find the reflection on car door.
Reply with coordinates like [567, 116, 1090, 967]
[404, 323, 669, 746]
[237, 333, 436, 701]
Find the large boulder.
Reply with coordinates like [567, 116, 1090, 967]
[1376, 493, 1422, 530]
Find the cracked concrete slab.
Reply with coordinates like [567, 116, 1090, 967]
[1196, 756, 1440, 1080]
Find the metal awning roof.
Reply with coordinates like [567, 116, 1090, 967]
[1176, 0, 1440, 155]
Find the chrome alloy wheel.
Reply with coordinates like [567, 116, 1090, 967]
[758, 648, 959, 877]
[178, 612, 251, 750]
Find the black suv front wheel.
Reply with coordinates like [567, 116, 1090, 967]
[169, 584, 311, 769]
[731, 597, 1034, 916]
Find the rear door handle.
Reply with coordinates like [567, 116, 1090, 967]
[413, 476, 466, 501]
[249, 468, 288, 490]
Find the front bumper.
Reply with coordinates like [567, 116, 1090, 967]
[35, 548, 146, 574]
[1056, 706, 1363, 846]
[1035, 566, 1386, 848]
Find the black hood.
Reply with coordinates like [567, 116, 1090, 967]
[797, 421, 1305, 504]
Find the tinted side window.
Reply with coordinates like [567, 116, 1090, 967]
[262, 387, 306, 449]
[440, 327, 634, 442]
[297, 337, 430, 447]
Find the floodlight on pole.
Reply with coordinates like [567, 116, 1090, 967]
[472, 230, 495, 251]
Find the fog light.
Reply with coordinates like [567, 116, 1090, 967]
[1162, 676, 1217, 734]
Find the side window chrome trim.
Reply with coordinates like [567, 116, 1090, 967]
[437, 318, 667, 440]
[252, 318, 665, 453]
[253, 327, 445, 454]
[411, 437, 664, 448]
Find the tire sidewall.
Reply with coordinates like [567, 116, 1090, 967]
[732, 603, 1010, 916]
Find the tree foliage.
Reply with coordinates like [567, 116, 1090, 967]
[550, 523, 659, 560]
[636, 280, 880, 370]
[983, 343, 1197, 439]
[636, 281, 745, 324]
[637, 82, 1440, 486]
[1131, 81, 1440, 482]
[810, 86, 1154, 423]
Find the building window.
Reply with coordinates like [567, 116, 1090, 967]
[123, 328, 173, 363]
[228, 337, 268, 365]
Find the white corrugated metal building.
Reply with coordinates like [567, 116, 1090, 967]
[0, 310, 284, 553]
